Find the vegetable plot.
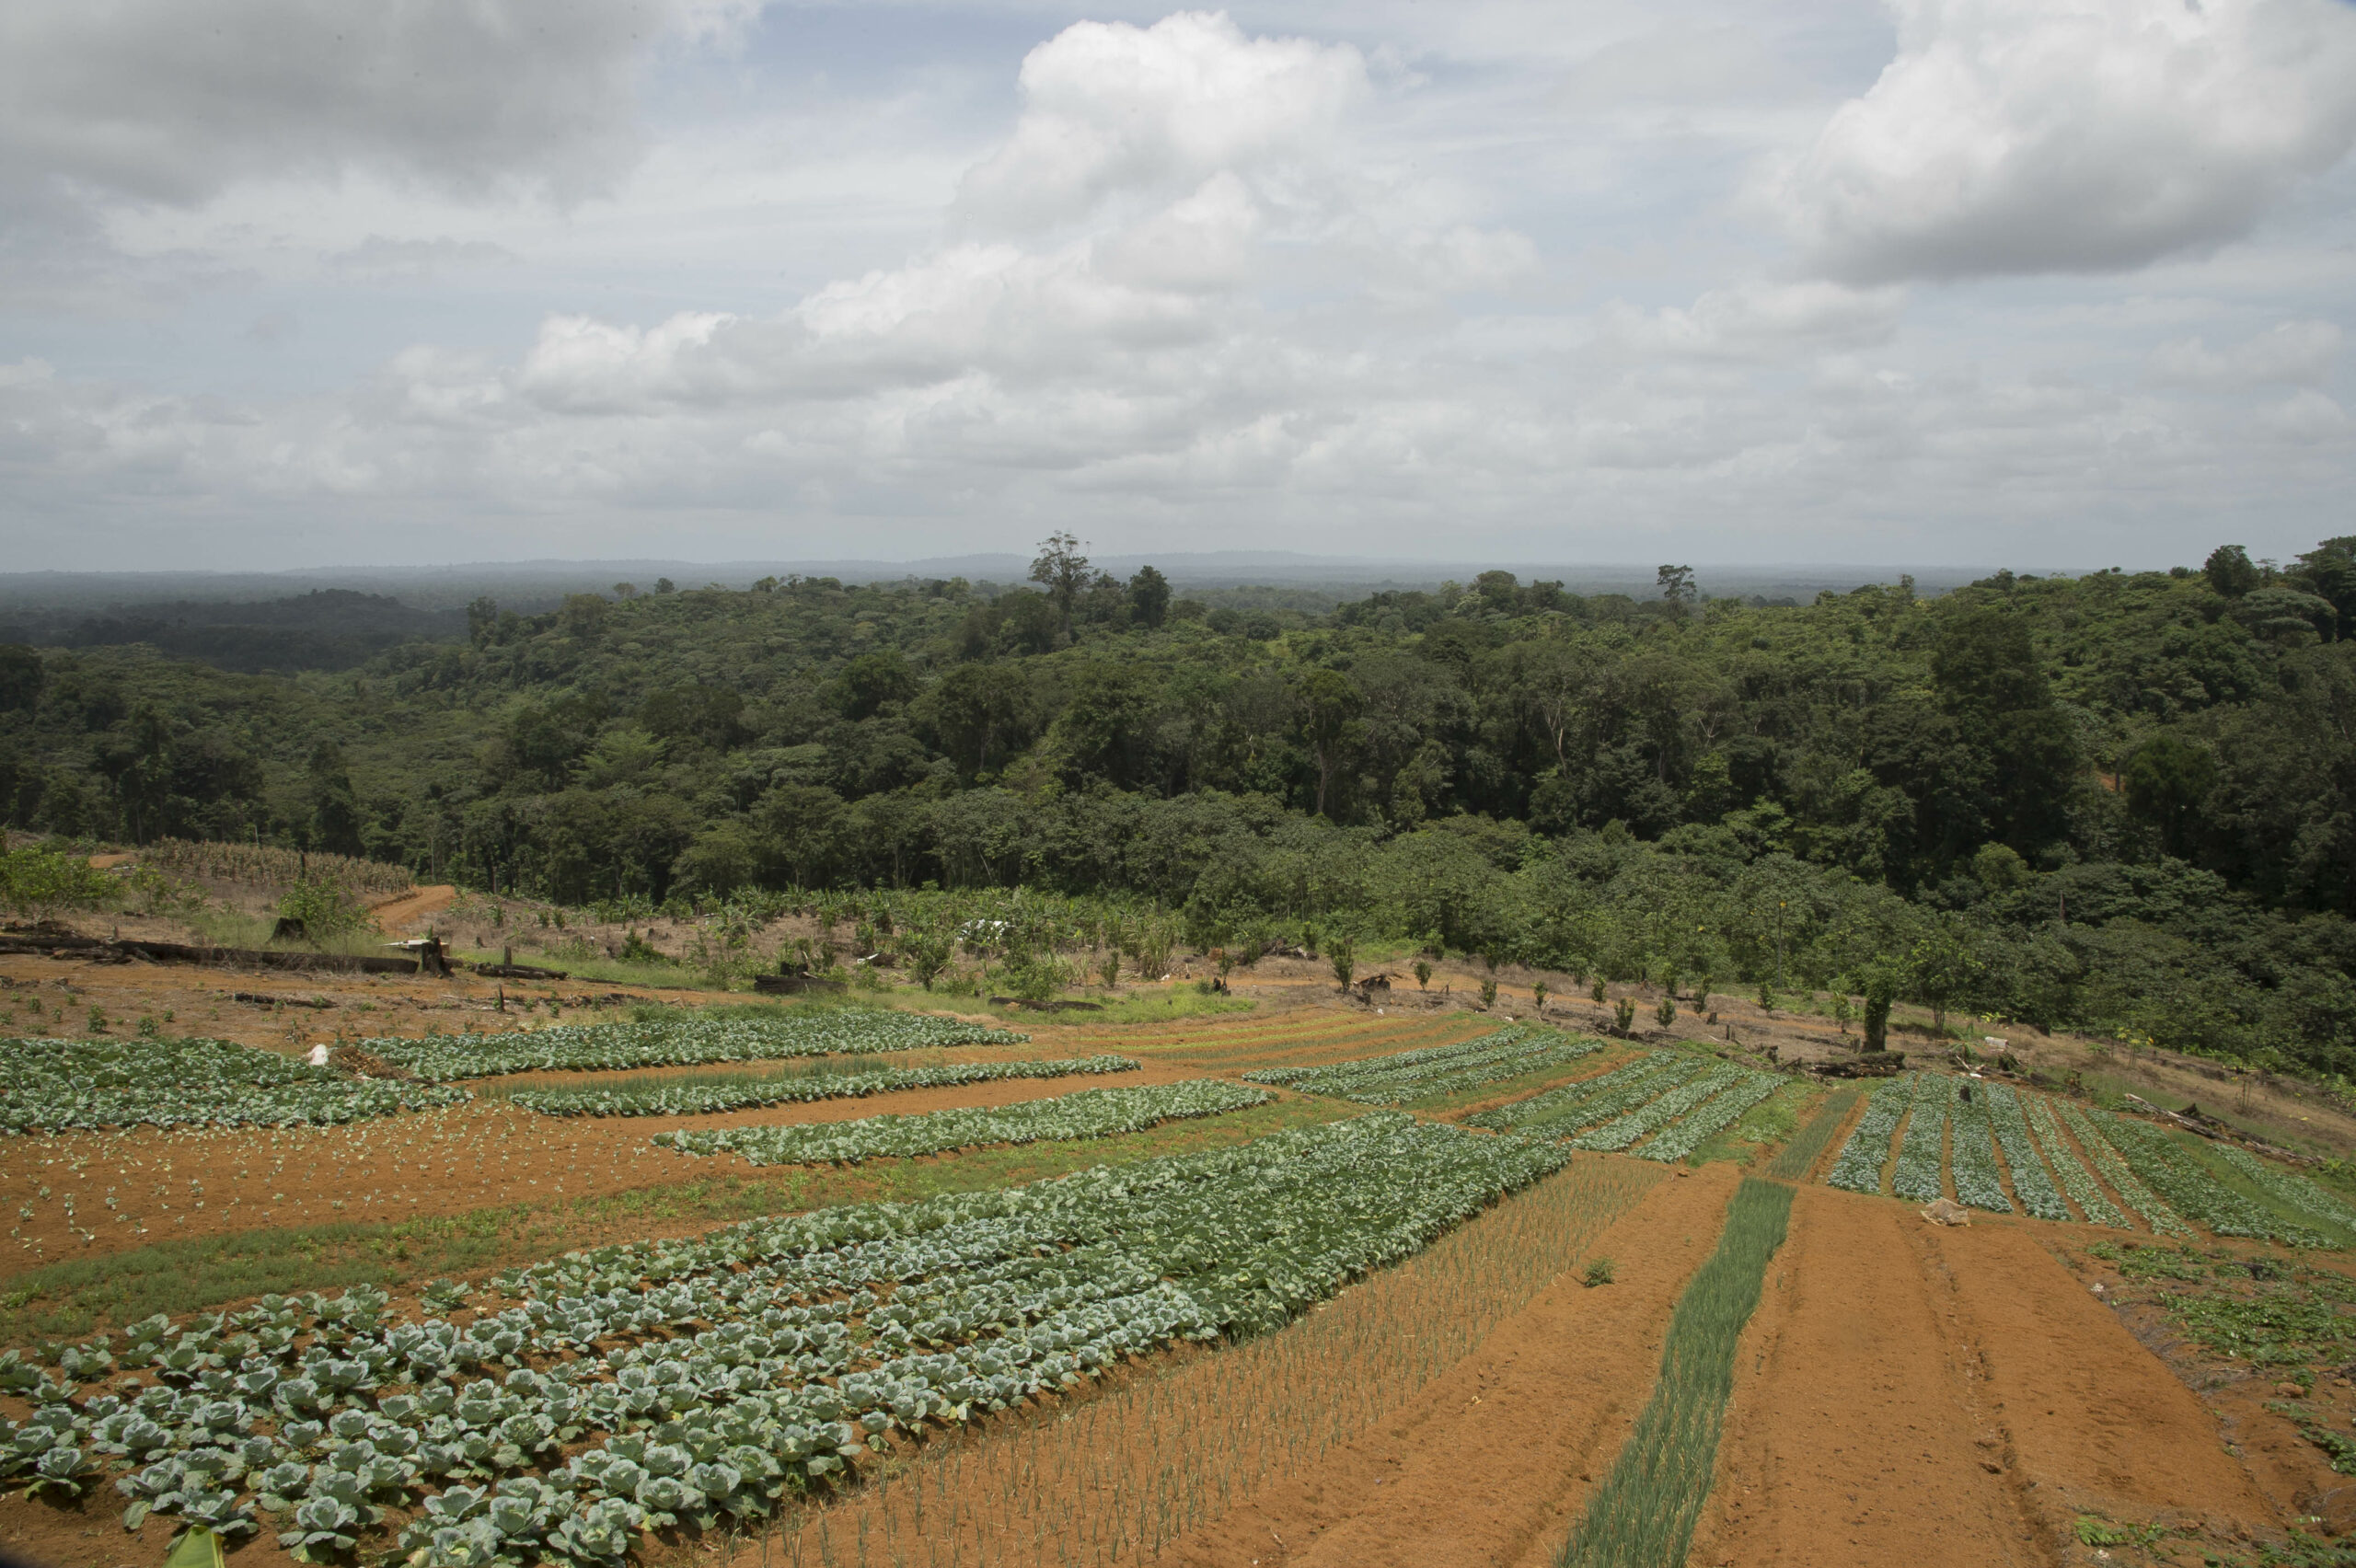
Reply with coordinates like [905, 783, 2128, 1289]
[365, 1009, 1029, 1083]
[1634, 1071, 1784, 1164]
[1819, 1074, 2339, 1247]
[1242, 1026, 1600, 1105]
[503, 1055, 1138, 1119]
[0, 1114, 1571, 1566]
[1466, 1054, 1699, 1139]
[1561, 1178, 1794, 1568]
[0, 1037, 468, 1135]
[1575, 1064, 1749, 1152]
[1823, 1078, 1910, 1195]
[654, 1078, 1268, 1166]
[2022, 1096, 2126, 1228]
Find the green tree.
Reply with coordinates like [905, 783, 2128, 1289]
[1299, 668, 1365, 820]
[1029, 533, 1091, 637]
[2205, 544, 2259, 598]
[0, 646, 43, 713]
[2122, 733, 2215, 859]
[1128, 565, 1172, 629]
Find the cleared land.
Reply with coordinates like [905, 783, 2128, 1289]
[3, 960, 2356, 1568]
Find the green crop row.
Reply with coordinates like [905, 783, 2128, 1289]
[502, 1055, 1138, 1119]
[1982, 1085, 2070, 1221]
[365, 1009, 1029, 1083]
[0, 1037, 469, 1134]
[1575, 1063, 1748, 1153]
[1822, 1078, 1909, 1194]
[1635, 1071, 1784, 1165]
[2056, 1101, 2193, 1238]
[1890, 1073, 1949, 1204]
[0, 1113, 1572, 1565]
[1559, 1177, 1795, 1568]
[653, 1078, 1269, 1166]
[1242, 1026, 1599, 1105]
[2022, 1095, 2127, 1227]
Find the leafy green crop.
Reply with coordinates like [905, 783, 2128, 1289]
[503, 1055, 1138, 1118]
[363, 1008, 1027, 1082]
[1634, 1070, 1783, 1164]
[1242, 1026, 1599, 1105]
[0, 1113, 1574, 1565]
[655, 1078, 1267, 1165]
[0, 1037, 468, 1134]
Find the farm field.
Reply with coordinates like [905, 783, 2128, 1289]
[3, 986, 2356, 1568]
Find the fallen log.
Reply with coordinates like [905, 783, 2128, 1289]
[0, 933, 421, 975]
[468, 963, 571, 981]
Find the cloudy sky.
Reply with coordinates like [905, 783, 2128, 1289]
[2, 0, 2352, 572]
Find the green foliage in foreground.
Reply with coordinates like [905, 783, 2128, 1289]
[0, 1113, 1568, 1564]
[364, 1007, 1028, 1082]
[498, 1055, 1138, 1118]
[656, 1078, 1268, 1166]
[0, 1036, 468, 1134]
[1561, 1177, 1794, 1568]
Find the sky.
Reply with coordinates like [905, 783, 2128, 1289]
[1, 0, 2352, 574]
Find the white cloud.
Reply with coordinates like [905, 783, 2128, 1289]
[1773, 0, 2356, 282]
[2145, 318, 2342, 387]
[0, 0, 756, 207]
[1603, 281, 1908, 360]
[953, 10, 1369, 231]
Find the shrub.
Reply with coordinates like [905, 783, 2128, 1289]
[275, 874, 369, 945]
[1329, 934, 1356, 991]
[1656, 997, 1677, 1028]
[1613, 997, 1637, 1034]
[1861, 963, 1897, 1051]
[0, 847, 115, 922]
[1583, 1257, 1616, 1288]
[1480, 978, 1498, 1009]
[1532, 982, 1549, 1009]
[1414, 960, 1432, 990]
[1590, 978, 1607, 1005]
[1756, 981, 1776, 1012]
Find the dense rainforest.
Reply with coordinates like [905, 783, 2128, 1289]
[6, 537, 2356, 1075]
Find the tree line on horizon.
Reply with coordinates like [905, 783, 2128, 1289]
[4, 534, 2356, 1076]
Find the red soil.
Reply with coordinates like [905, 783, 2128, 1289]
[1157, 1165, 1744, 1568]
[1692, 1184, 2278, 1567]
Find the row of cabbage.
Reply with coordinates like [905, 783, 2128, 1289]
[1821, 1073, 2349, 1244]
[654, 1079, 1269, 1166]
[0, 1037, 469, 1135]
[1465, 1053, 1700, 1138]
[1634, 1071, 1784, 1164]
[1242, 1026, 1599, 1105]
[366, 1009, 1029, 1083]
[0, 1113, 1570, 1565]
[1457, 1050, 1783, 1162]
[503, 1055, 1138, 1119]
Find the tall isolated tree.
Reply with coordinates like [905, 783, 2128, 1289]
[1657, 564, 1697, 605]
[1128, 565, 1172, 628]
[1030, 533, 1091, 636]
[1299, 668, 1365, 820]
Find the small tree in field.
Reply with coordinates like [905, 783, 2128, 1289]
[1656, 996, 1677, 1028]
[1098, 948, 1122, 990]
[1479, 977, 1498, 1009]
[1861, 963, 1898, 1051]
[1590, 977, 1607, 1005]
[1613, 997, 1636, 1035]
[1532, 981, 1549, 1011]
[1329, 934, 1355, 992]
[1414, 960, 1432, 990]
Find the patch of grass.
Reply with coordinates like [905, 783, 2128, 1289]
[1068, 989, 1257, 1026]
[1694, 1079, 1820, 1170]
[1560, 1177, 1796, 1568]
[1582, 1256, 1616, 1288]
[0, 1095, 1355, 1343]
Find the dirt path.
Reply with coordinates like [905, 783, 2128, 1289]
[370, 882, 456, 933]
[1692, 1186, 2278, 1567]
[1158, 1166, 1743, 1568]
